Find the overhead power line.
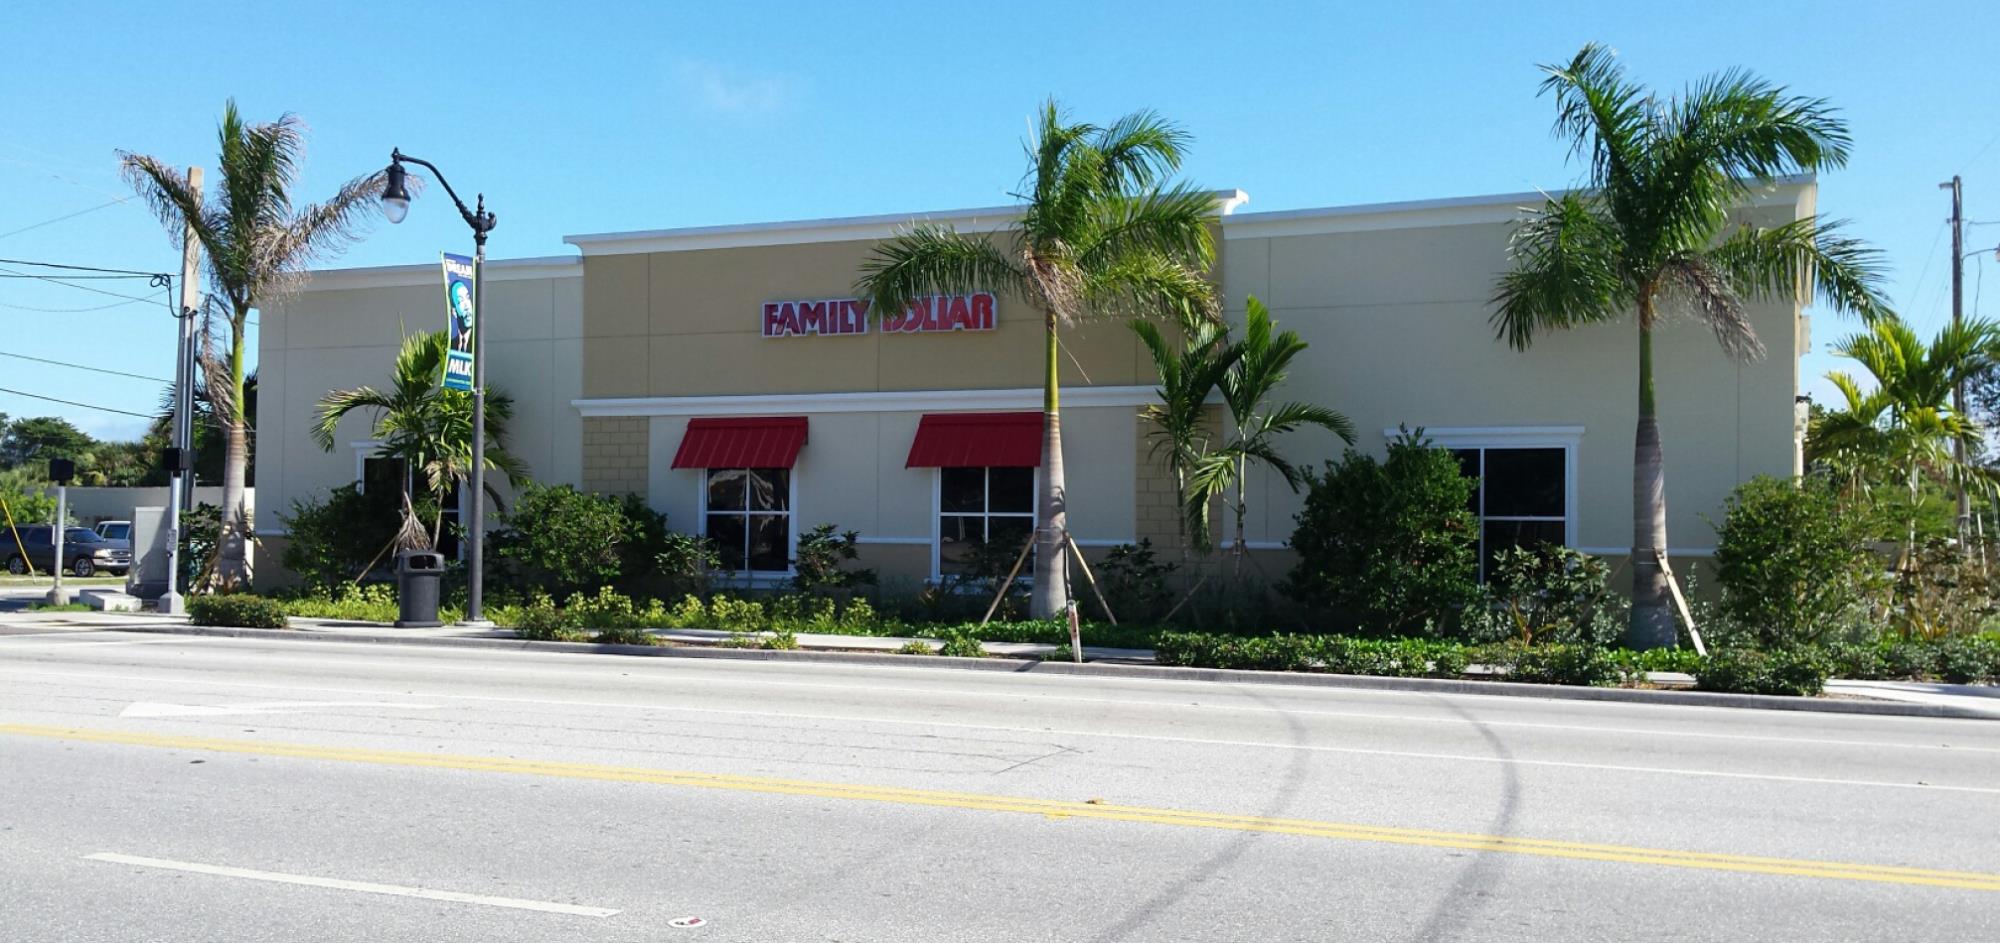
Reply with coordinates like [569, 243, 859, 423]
[0, 350, 170, 383]
[0, 296, 151, 314]
[0, 196, 142, 242]
[0, 257, 171, 277]
[0, 385, 154, 419]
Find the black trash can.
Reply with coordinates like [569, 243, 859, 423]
[394, 549, 445, 627]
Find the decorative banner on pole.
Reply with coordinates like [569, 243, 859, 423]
[440, 252, 477, 390]
[761, 292, 996, 338]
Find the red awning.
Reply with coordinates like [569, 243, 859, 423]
[905, 412, 1043, 468]
[671, 416, 808, 469]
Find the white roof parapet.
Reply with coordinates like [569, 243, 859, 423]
[562, 189, 1252, 256]
[1222, 175, 1813, 240]
[295, 255, 581, 293]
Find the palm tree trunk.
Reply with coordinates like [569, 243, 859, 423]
[214, 317, 252, 590]
[1231, 454, 1247, 575]
[1031, 310, 1069, 620]
[1629, 311, 1676, 649]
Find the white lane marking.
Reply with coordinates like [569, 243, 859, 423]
[5, 656, 1993, 757]
[83, 853, 619, 917]
[120, 700, 441, 718]
[0, 637, 209, 649]
[8, 668, 1997, 795]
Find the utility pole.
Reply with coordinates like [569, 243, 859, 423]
[1944, 175, 1969, 538]
[163, 166, 202, 615]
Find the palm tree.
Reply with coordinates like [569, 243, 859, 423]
[1811, 316, 2000, 548]
[122, 100, 391, 589]
[1133, 305, 1241, 557]
[1493, 44, 1890, 648]
[1189, 296, 1354, 569]
[311, 330, 526, 546]
[857, 101, 1220, 618]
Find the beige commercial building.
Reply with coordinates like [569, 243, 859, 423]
[255, 179, 1814, 591]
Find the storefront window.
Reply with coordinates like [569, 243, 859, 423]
[705, 467, 791, 573]
[361, 456, 462, 559]
[939, 466, 1035, 575]
[1451, 447, 1566, 579]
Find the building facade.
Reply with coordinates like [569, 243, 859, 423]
[254, 180, 1813, 590]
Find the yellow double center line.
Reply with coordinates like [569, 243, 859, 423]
[8, 722, 1997, 893]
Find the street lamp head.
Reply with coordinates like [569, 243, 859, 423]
[380, 159, 411, 224]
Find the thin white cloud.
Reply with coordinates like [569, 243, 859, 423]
[675, 60, 788, 115]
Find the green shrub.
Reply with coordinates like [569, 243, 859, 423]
[1895, 537, 2000, 639]
[1283, 430, 1480, 636]
[1935, 635, 2000, 684]
[279, 484, 406, 590]
[188, 594, 289, 629]
[936, 628, 986, 658]
[590, 625, 658, 646]
[1714, 476, 1885, 648]
[1606, 647, 1706, 676]
[514, 594, 584, 641]
[895, 639, 936, 655]
[279, 584, 402, 623]
[1474, 546, 1624, 647]
[491, 483, 667, 596]
[764, 625, 800, 650]
[1695, 648, 1828, 696]
[1095, 540, 1177, 624]
[791, 524, 875, 592]
[654, 533, 721, 601]
[1489, 643, 1621, 687]
[709, 597, 768, 633]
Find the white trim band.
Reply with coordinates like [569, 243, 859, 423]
[576, 385, 1160, 418]
[564, 190, 1249, 256]
[297, 256, 580, 292]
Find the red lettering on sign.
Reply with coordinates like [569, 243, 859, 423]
[798, 300, 827, 335]
[764, 293, 994, 337]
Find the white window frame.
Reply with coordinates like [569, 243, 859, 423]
[930, 466, 1039, 581]
[697, 465, 799, 580]
[1386, 426, 1581, 575]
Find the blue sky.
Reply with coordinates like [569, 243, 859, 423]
[2, 1, 1995, 441]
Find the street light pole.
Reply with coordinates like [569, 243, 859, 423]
[379, 150, 497, 623]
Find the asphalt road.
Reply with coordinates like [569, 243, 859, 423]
[1, 625, 1996, 942]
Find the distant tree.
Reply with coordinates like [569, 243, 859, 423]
[0, 416, 97, 470]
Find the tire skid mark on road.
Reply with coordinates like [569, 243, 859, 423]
[10, 723, 2000, 894]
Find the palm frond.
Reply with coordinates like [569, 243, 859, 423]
[1709, 216, 1892, 322]
[1659, 253, 1764, 360]
[1080, 252, 1216, 324]
[1491, 194, 1625, 349]
[1074, 182, 1218, 274]
[310, 386, 394, 451]
[1091, 108, 1191, 192]
[1538, 43, 1650, 198]
[855, 225, 1025, 319]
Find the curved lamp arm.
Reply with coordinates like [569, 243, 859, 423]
[386, 148, 497, 239]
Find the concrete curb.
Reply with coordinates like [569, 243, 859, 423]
[96, 621, 2000, 721]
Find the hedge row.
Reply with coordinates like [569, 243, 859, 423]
[187, 594, 289, 629]
[1152, 631, 1832, 696]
